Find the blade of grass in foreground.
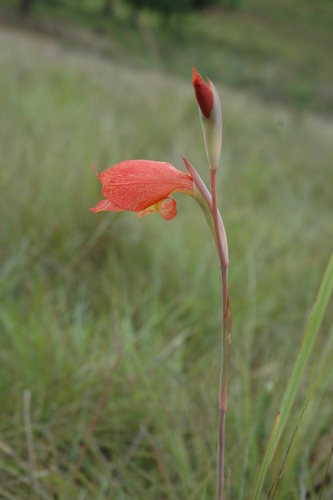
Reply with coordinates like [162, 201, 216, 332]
[275, 252, 333, 451]
[250, 413, 280, 500]
[269, 396, 311, 499]
[250, 252, 333, 500]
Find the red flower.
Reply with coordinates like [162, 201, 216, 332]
[90, 160, 194, 221]
[192, 67, 213, 119]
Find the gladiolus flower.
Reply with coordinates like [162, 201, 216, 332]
[192, 67, 213, 119]
[90, 160, 194, 221]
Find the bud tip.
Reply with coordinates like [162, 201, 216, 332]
[192, 67, 213, 119]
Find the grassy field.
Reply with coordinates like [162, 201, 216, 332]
[1, 0, 333, 115]
[0, 20, 333, 500]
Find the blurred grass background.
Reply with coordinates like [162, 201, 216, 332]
[0, 1, 333, 498]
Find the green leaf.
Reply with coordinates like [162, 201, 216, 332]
[275, 252, 333, 452]
[250, 252, 333, 499]
[250, 412, 280, 500]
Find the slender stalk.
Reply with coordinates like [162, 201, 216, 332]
[210, 169, 232, 500]
[185, 159, 231, 499]
[318, 443, 333, 500]
[182, 157, 228, 268]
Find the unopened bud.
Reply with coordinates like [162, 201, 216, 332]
[192, 68, 222, 171]
[192, 67, 213, 119]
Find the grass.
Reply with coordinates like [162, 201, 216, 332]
[2, 0, 333, 115]
[0, 23, 333, 499]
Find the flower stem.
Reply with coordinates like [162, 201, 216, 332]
[182, 157, 228, 268]
[210, 169, 232, 500]
[183, 158, 231, 498]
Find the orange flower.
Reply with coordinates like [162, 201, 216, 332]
[192, 67, 213, 119]
[90, 160, 194, 221]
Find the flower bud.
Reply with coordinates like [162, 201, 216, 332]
[192, 68, 222, 171]
[192, 67, 213, 119]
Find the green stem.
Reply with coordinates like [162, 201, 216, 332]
[183, 157, 231, 500]
[182, 157, 228, 267]
[210, 169, 231, 500]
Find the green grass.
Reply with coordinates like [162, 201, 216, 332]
[0, 25, 333, 499]
[2, 0, 333, 115]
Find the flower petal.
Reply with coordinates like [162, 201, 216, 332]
[89, 199, 124, 213]
[159, 198, 177, 221]
[136, 202, 161, 219]
[100, 160, 193, 212]
[135, 198, 177, 221]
